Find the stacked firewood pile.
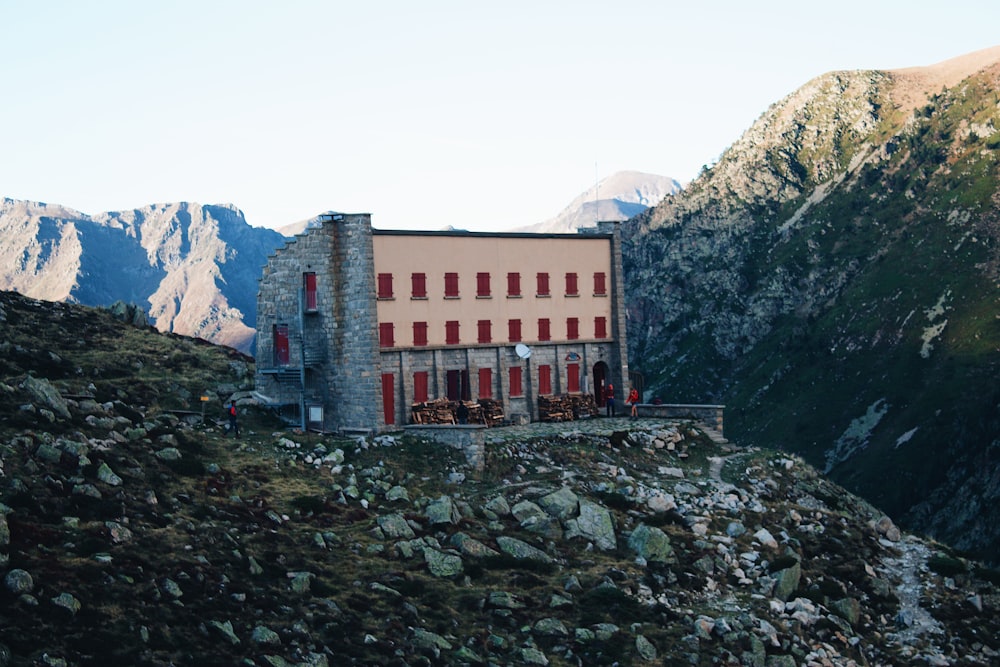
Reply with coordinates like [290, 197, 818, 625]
[478, 398, 505, 427]
[410, 398, 457, 424]
[410, 398, 502, 426]
[539, 394, 599, 422]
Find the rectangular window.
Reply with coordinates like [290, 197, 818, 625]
[509, 366, 523, 397]
[567, 363, 580, 393]
[413, 321, 428, 346]
[303, 272, 317, 311]
[538, 364, 552, 395]
[536, 272, 550, 296]
[477, 319, 492, 344]
[379, 322, 394, 348]
[567, 317, 579, 340]
[565, 272, 578, 296]
[538, 317, 550, 342]
[377, 273, 393, 299]
[444, 272, 460, 298]
[411, 272, 427, 298]
[595, 316, 608, 339]
[476, 272, 491, 297]
[413, 371, 429, 403]
[507, 272, 521, 297]
[593, 271, 607, 296]
[478, 368, 493, 398]
[445, 320, 460, 345]
[508, 318, 522, 342]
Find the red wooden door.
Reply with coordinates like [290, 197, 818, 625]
[381, 373, 395, 425]
[274, 324, 290, 366]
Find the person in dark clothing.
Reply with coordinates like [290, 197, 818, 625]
[604, 383, 615, 417]
[456, 401, 469, 424]
[227, 400, 240, 437]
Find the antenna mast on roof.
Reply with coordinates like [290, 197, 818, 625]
[595, 161, 599, 223]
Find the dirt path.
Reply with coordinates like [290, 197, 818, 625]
[877, 535, 948, 661]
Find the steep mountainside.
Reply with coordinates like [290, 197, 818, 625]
[0, 199, 285, 353]
[1, 290, 998, 666]
[511, 171, 682, 233]
[623, 47, 1000, 564]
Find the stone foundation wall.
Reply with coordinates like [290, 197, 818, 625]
[402, 424, 487, 470]
[635, 403, 725, 435]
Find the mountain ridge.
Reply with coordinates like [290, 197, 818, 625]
[0, 199, 285, 353]
[622, 46, 1000, 563]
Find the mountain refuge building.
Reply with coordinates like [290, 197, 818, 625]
[255, 213, 629, 433]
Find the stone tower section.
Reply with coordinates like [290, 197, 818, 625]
[255, 213, 382, 433]
[325, 213, 383, 432]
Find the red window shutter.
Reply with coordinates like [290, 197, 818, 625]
[445, 272, 460, 297]
[508, 318, 522, 342]
[411, 272, 427, 298]
[509, 366, 523, 397]
[477, 272, 491, 297]
[593, 271, 607, 296]
[565, 272, 578, 296]
[303, 272, 317, 311]
[536, 272, 549, 296]
[446, 320, 460, 345]
[477, 319, 492, 344]
[413, 321, 428, 346]
[538, 318, 550, 342]
[377, 273, 393, 299]
[413, 371, 429, 403]
[595, 316, 608, 339]
[567, 363, 580, 393]
[478, 368, 493, 398]
[538, 364, 552, 395]
[507, 272, 521, 297]
[567, 317, 579, 340]
[379, 322, 394, 347]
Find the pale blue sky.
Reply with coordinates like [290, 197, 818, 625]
[2, 1, 998, 231]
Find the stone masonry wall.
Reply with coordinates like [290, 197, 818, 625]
[256, 215, 382, 433]
[324, 215, 382, 432]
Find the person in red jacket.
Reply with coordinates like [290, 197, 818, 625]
[628, 387, 640, 418]
[604, 383, 615, 417]
[227, 400, 240, 437]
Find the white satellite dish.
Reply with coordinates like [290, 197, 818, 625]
[515, 343, 532, 359]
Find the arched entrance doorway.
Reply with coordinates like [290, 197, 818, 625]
[592, 361, 610, 407]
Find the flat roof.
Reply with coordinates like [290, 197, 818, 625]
[372, 228, 614, 240]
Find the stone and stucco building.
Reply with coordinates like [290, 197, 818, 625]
[255, 213, 629, 433]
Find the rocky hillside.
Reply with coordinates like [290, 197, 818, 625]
[2, 290, 999, 666]
[0, 199, 286, 354]
[622, 47, 1000, 565]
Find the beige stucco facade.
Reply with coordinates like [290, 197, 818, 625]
[373, 232, 613, 347]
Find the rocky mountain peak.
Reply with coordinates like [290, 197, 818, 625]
[0, 199, 285, 353]
[623, 46, 1000, 566]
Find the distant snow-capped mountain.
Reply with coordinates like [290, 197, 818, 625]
[510, 171, 682, 234]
